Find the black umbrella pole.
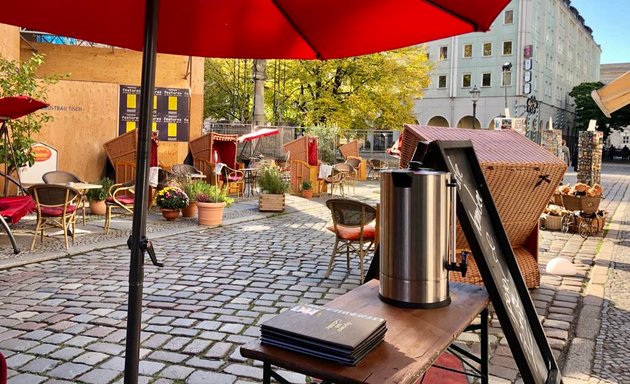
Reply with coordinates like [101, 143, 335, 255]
[124, 0, 159, 383]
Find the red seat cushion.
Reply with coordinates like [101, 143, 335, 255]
[106, 195, 135, 205]
[327, 224, 376, 240]
[40, 205, 77, 217]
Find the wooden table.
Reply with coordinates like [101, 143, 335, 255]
[241, 280, 489, 384]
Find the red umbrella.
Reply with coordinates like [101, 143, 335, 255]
[3, 0, 508, 60]
[237, 128, 280, 143]
[0, 96, 48, 121]
[0, 2, 511, 382]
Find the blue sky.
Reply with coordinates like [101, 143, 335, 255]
[571, 0, 629, 64]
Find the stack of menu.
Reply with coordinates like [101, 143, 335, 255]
[261, 304, 386, 366]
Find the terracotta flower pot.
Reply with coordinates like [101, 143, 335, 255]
[89, 200, 106, 216]
[160, 208, 181, 221]
[302, 189, 313, 199]
[181, 202, 197, 217]
[197, 201, 225, 226]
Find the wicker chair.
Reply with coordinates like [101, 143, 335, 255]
[217, 165, 244, 197]
[28, 184, 80, 250]
[367, 158, 387, 179]
[42, 171, 88, 225]
[325, 199, 377, 283]
[171, 164, 203, 177]
[334, 163, 356, 194]
[104, 180, 135, 232]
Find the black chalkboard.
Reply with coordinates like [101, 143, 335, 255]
[422, 140, 561, 384]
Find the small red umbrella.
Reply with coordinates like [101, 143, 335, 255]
[0, 96, 49, 192]
[0, 96, 48, 121]
[0, 2, 512, 383]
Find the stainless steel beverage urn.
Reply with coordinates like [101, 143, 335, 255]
[379, 162, 467, 308]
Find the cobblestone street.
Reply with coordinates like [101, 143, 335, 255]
[0, 164, 629, 384]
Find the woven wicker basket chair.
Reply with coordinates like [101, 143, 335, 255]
[400, 125, 567, 288]
[326, 199, 377, 283]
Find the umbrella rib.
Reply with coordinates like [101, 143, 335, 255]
[423, 0, 480, 31]
[271, 0, 323, 60]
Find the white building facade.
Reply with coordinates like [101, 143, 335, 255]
[414, 0, 601, 146]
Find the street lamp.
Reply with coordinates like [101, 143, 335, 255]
[470, 85, 480, 129]
[502, 62, 512, 111]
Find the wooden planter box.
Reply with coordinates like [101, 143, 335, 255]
[259, 194, 285, 212]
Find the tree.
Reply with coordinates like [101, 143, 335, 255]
[203, 59, 253, 123]
[569, 82, 630, 141]
[271, 46, 431, 129]
[203, 46, 432, 130]
[0, 53, 59, 176]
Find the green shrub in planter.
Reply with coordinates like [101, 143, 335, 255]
[85, 178, 114, 201]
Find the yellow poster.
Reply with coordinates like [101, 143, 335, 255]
[168, 123, 177, 137]
[126, 121, 136, 132]
[126, 94, 136, 109]
[168, 96, 177, 112]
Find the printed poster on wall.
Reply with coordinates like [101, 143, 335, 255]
[119, 85, 190, 142]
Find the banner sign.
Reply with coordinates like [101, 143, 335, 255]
[118, 85, 190, 142]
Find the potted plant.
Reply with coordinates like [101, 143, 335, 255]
[195, 182, 234, 226]
[85, 177, 114, 216]
[155, 186, 189, 220]
[301, 180, 313, 199]
[257, 160, 290, 212]
[181, 178, 207, 218]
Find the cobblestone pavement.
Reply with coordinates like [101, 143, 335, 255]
[0, 165, 628, 384]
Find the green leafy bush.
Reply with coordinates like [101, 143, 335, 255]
[182, 179, 208, 203]
[301, 180, 313, 191]
[195, 183, 234, 207]
[85, 178, 114, 201]
[257, 160, 290, 194]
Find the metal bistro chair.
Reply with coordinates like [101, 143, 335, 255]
[42, 170, 88, 224]
[28, 184, 81, 250]
[104, 180, 135, 232]
[325, 198, 377, 283]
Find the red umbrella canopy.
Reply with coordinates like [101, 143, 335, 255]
[0, 96, 48, 121]
[237, 128, 280, 143]
[1, 0, 510, 59]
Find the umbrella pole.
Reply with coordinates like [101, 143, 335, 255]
[124, 0, 160, 383]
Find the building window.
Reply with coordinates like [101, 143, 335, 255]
[438, 75, 447, 89]
[462, 73, 472, 88]
[463, 44, 473, 58]
[482, 73, 492, 87]
[439, 46, 448, 60]
[504, 10, 514, 24]
[624, 135, 629, 144]
[502, 70, 512, 87]
[503, 41, 513, 55]
[483, 42, 492, 57]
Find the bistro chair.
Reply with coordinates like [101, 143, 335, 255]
[42, 170, 88, 224]
[104, 180, 135, 232]
[27, 184, 80, 250]
[217, 164, 244, 197]
[325, 199, 377, 283]
[171, 164, 203, 177]
[367, 158, 387, 180]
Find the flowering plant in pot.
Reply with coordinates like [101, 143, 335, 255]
[85, 177, 114, 216]
[156, 186, 189, 220]
[195, 183, 234, 226]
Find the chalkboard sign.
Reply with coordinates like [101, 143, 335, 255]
[421, 140, 561, 384]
